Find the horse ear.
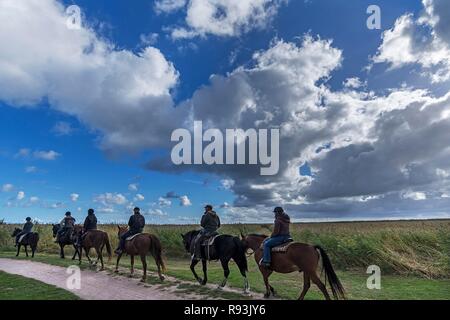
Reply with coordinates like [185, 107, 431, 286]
[117, 225, 120, 230]
[240, 231, 245, 240]
[180, 233, 184, 238]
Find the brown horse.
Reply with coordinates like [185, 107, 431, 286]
[115, 226, 166, 282]
[242, 234, 345, 300]
[72, 225, 112, 270]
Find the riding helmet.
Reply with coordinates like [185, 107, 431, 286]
[65, 211, 71, 216]
[273, 207, 284, 214]
[25, 217, 31, 221]
[88, 208, 94, 214]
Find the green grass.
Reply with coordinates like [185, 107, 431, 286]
[0, 270, 79, 300]
[1, 252, 448, 300]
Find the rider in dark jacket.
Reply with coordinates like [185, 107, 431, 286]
[15, 217, 33, 246]
[56, 211, 75, 242]
[191, 205, 221, 260]
[260, 207, 291, 268]
[83, 208, 97, 231]
[115, 207, 145, 254]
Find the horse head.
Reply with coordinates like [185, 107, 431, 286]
[11, 228, 21, 237]
[180, 230, 198, 252]
[51, 223, 60, 237]
[243, 233, 268, 251]
[117, 225, 128, 237]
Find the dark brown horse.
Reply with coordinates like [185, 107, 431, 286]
[242, 234, 345, 300]
[72, 225, 112, 270]
[11, 228, 39, 258]
[52, 223, 80, 260]
[115, 226, 166, 282]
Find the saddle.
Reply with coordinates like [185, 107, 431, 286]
[200, 234, 219, 261]
[18, 233, 30, 243]
[126, 233, 143, 241]
[260, 238, 294, 253]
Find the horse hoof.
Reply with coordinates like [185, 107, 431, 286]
[114, 269, 119, 273]
[159, 276, 165, 281]
[264, 293, 270, 299]
[140, 278, 146, 283]
[197, 278, 203, 285]
[201, 280, 207, 286]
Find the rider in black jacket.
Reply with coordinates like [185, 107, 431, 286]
[115, 207, 145, 254]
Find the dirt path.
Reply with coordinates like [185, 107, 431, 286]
[0, 258, 190, 300]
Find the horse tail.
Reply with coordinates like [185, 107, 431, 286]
[314, 245, 346, 300]
[233, 237, 248, 272]
[104, 233, 112, 262]
[149, 234, 166, 272]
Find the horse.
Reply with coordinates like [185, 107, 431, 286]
[72, 225, 112, 270]
[115, 226, 166, 282]
[52, 223, 80, 260]
[241, 233, 345, 300]
[11, 228, 39, 258]
[181, 230, 250, 293]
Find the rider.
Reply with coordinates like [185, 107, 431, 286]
[56, 211, 76, 243]
[191, 204, 221, 260]
[115, 207, 145, 255]
[15, 217, 33, 246]
[83, 208, 97, 232]
[260, 207, 291, 268]
[76, 208, 97, 245]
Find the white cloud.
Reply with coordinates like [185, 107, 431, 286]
[134, 193, 145, 202]
[147, 34, 450, 219]
[128, 183, 138, 191]
[17, 191, 25, 200]
[168, 0, 287, 39]
[139, 33, 159, 46]
[179, 195, 192, 206]
[402, 191, 427, 201]
[2, 184, 14, 192]
[94, 193, 128, 206]
[52, 121, 74, 136]
[0, 0, 184, 153]
[70, 193, 79, 202]
[15, 148, 30, 158]
[29, 196, 39, 203]
[372, 0, 450, 83]
[155, 0, 187, 14]
[145, 208, 168, 216]
[33, 150, 61, 160]
[158, 196, 172, 207]
[25, 166, 37, 173]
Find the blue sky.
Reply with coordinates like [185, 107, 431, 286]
[1, 0, 450, 223]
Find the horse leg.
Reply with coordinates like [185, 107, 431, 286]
[96, 247, 104, 270]
[24, 245, 28, 257]
[85, 248, 93, 265]
[219, 258, 230, 288]
[236, 260, 250, 294]
[129, 255, 135, 276]
[31, 244, 36, 258]
[261, 268, 273, 298]
[201, 259, 208, 285]
[115, 252, 122, 273]
[310, 273, 331, 300]
[60, 244, 65, 259]
[16, 244, 20, 257]
[140, 254, 147, 283]
[190, 259, 202, 284]
[298, 272, 311, 300]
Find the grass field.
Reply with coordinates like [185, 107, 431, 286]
[0, 270, 79, 300]
[1, 220, 449, 300]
